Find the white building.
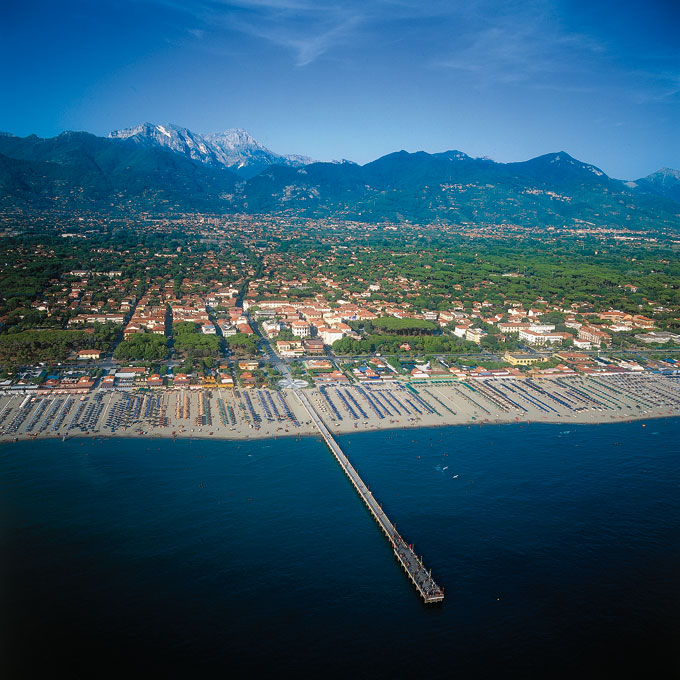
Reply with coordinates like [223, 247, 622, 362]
[519, 329, 570, 346]
[528, 323, 556, 333]
[634, 331, 680, 344]
[466, 328, 488, 344]
[291, 321, 311, 338]
[261, 320, 281, 337]
[318, 326, 345, 346]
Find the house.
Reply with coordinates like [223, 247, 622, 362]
[305, 359, 333, 371]
[528, 323, 555, 333]
[261, 321, 281, 337]
[276, 340, 304, 357]
[100, 375, 116, 389]
[77, 349, 102, 360]
[238, 360, 259, 371]
[318, 326, 345, 346]
[116, 366, 147, 376]
[519, 329, 570, 345]
[497, 322, 530, 334]
[578, 325, 611, 346]
[632, 315, 656, 329]
[68, 313, 126, 326]
[466, 328, 488, 344]
[291, 320, 311, 338]
[147, 374, 164, 388]
[148, 323, 167, 335]
[239, 371, 256, 388]
[555, 351, 593, 364]
[303, 338, 325, 355]
[123, 323, 143, 339]
[503, 352, 541, 366]
[172, 374, 191, 387]
[314, 370, 349, 383]
[453, 323, 471, 338]
[634, 331, 680, 344]
[59, 376, 95, 393]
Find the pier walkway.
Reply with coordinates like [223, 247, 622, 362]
[295, 389, 444, 604]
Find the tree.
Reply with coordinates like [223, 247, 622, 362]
[225, 334, 258, 357]
[114, 334, 167, 361]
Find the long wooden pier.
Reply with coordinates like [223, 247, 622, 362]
[295, 389, 444, 604]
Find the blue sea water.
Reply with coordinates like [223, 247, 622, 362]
[1, 420, 679, 679]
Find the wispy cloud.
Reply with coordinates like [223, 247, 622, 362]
[146, 0, 503, 67]
[147, 0, 372, 66]
[225, 5, 367, 66]
[433, 1, 607, 88]
[627, 60, 680, 104]
[430, 0, 680, 107]
[144, 0, 680, 106]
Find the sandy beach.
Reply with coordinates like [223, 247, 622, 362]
[1, 373, 679, 446]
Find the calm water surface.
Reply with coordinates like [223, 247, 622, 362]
[1, 420, 679, 679]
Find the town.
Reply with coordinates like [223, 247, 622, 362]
[0, 210, 678, 442]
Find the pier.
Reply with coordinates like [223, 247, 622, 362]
[295, 389, 444, 604]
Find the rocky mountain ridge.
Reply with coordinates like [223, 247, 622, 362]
[109, 123, 315, 178]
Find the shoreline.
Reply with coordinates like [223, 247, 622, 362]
[3, 412, 678, 448]
[2, 400, 677, 447]
[1, 374, 679, 446]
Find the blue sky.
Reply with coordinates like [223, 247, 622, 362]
[1, 0, 678, 178]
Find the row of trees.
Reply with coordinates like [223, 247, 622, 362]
[370, 317, 439, 335]
[0, 325, 118, 364]
[332, 333, 481, 355]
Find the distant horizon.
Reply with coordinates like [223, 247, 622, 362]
[2, 121, 676, 181]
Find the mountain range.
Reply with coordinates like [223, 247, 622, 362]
[109, 123, 318, 179]
[0, 125, 678, 230]
[625, 167, 680, 204]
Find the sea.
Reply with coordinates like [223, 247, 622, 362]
[1, 419, 679, 679]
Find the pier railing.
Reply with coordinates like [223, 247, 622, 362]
[295, 390, 444, 604]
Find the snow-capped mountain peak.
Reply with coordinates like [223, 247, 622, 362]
[109, 123, 224, 166]
[109, 122, 317, 178]
[206, 128, 267, 152]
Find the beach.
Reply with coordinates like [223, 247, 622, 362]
[1, 373, 679, 444]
